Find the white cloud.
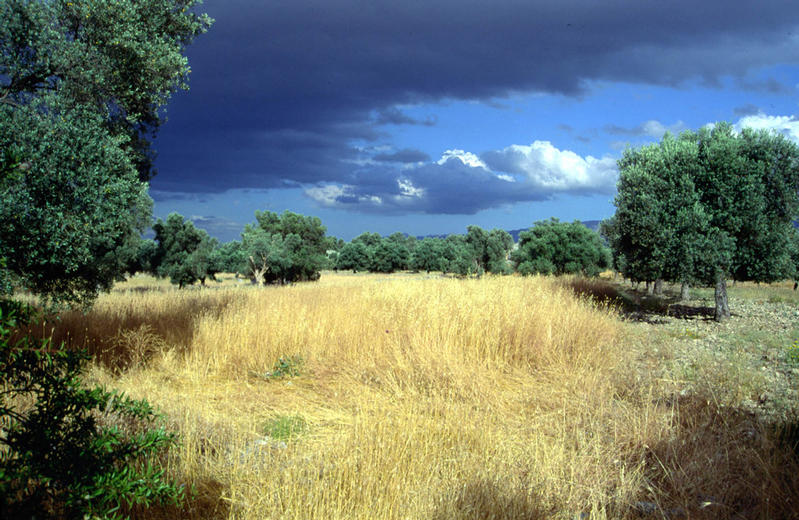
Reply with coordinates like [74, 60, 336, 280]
[305, 184, 383, 206]
[734, 113, 799, 142]
[438, 149, 520, 182]
[484, 141, 617, 193]
[304, 141, 618, 214]
[396, 178, 424, 198]
[437, 149, 488, 169]
[304, 184, 348, 205]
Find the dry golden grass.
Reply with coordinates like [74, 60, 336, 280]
[38, 272, 799, 519]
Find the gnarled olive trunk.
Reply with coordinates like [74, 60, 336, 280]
[680, 282, 690, 302]
[654, 279, 663, 296]
[646, 280, 654, 295]
[714, 275, 730, 322]
[248, 255, 268, 286]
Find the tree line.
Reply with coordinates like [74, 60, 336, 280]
[121, 213, 614, 286]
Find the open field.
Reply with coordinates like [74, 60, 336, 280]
[32, 273, 799, 519]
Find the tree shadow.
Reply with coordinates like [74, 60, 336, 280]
[666, 304, 715, 320]
[128, 477, 231, 520]
[633, 392, 799, 519]
[561, 278, 716, 324]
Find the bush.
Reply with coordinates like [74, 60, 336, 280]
[0, 300, 185, 519]
[512, 218, 610, 277]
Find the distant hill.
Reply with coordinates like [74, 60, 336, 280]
[417, 220, 603, 242]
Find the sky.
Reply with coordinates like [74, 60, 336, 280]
[150, 0, 799, 242]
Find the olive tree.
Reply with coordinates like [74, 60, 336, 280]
[512, 218, 610, 277]
[612, 124, 799, 320]
[0, 0, 211, 305]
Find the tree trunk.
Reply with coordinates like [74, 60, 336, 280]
[248, 255, 267, 285]
[680, 282, 690, 302]
[714, 275, 730, 322]
[646, 281, 653, 295]
[654, 279, 663, 296]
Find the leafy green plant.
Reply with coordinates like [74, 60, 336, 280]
[267, 355, 304, 379]
[263, 415, 308, 441]
[0, 301, 186, 519]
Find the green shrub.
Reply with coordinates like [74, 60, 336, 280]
[267, 355, 304, 378]
[0, 300, 185, 519]
[263, 415, 307, 441]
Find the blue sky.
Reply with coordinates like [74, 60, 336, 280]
[150, 1, 799, 242]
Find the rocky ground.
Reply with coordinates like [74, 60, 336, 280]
[619, 284, 799, 424]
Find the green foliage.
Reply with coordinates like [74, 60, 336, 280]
[321, 236, 345, 270]
[263, 415, 307, 441]
[336, 241, 372, 272]
[788, 229, 799, 282]
[466, 226, 513, 274]
[211, 240, 246, 275]
[267, 355, 304, 379]
[411, 238, 446, 273]
[0, 0, 211, 306]
[0, 301, 184, 519]
[352, 232, 383, 249]
[121, 237, 159, 276]
[611, 125, 799, 320]
[443, 234, 479, 276]
[152, 213, 218, 287]
[242, 211, 328, 284]
[695, 124, 799, 284]
[370, 238, 411, 273]
[0, 103, 153, 305]
[609, 133, 717, 286]
[512, 218, 610, 277]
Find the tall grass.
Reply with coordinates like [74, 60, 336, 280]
[40, 273, 799, 519]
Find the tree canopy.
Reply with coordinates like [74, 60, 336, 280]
[512, 218, 610, 277]
[0, 0, 211, 304]
[241, 210, 328, 284]
[610, 124, 799, 320]
[152, 213, 219, 287]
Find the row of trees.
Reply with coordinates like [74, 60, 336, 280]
[603, 123, 799, 320]
[335, 227, 516, 275]
[122, 210, 334, 287]
[125, 214, 613, 287]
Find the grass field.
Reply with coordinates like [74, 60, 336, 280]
[32, 272, 799, 519]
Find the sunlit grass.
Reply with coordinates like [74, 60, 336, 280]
[38, 272, 799, 519]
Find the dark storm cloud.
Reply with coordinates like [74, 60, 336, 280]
[733, 103, 762, 116]
[736, 77, 795, 95]
[374, 107, 437, 126]
[373, 148, 431, 163]
[153, 0, 799, 213]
